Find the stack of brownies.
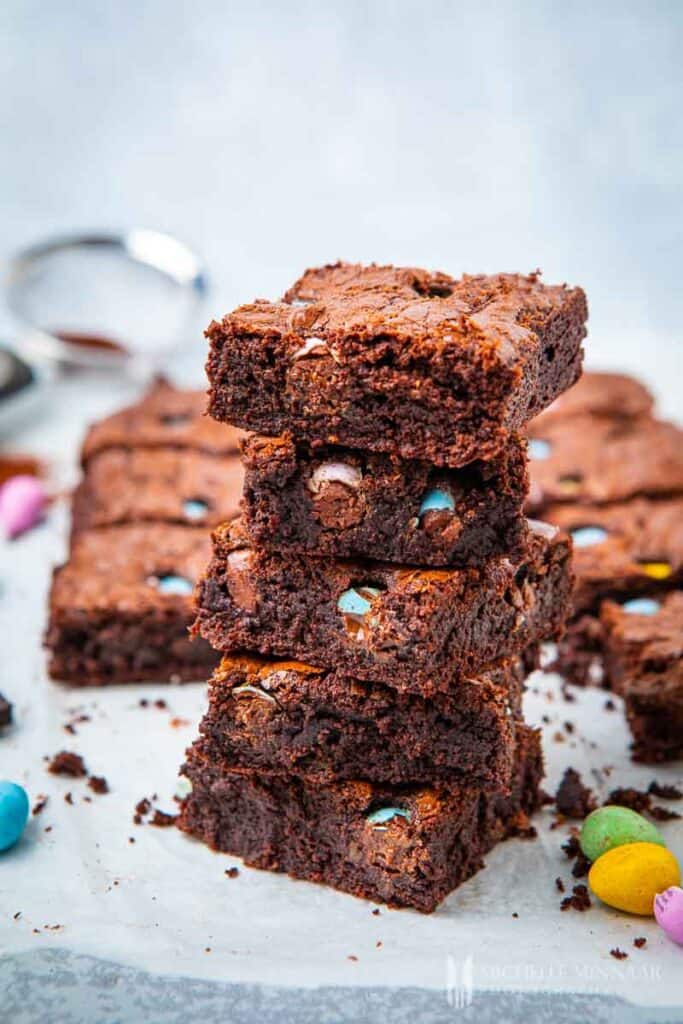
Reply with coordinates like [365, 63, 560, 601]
[178, 262, 587, 911]
[527, 371, 683, 761]
[46, 379, 244, 685]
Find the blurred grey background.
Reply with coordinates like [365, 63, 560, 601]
[1, 0, 681, 413]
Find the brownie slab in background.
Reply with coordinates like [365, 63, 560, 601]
[602, 592, 683, 762]
[178, 725, 543, 913]
[241, 432, 529, 566]
[529, 371, 654, 428]
[196, 519, 572, 695]
[207, 263, 587, 467]
[46, 524, 217, 685]
[81, 377, 244, 463]
[196, 651, 534, 791]
[526, 414, 683, 513]
[72, 446, 244, 534]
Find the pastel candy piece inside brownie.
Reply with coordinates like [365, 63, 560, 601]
[195, 517, 572, 695]
[206, 263, 587, 467]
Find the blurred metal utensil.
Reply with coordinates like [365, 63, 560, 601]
[4, 229, 208, 372]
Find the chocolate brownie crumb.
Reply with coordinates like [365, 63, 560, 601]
[634, 937, 647, 949]
[604, 699, 616, 711]
[128, 836, 135, 844]
[0, 693, 12, 728]
[64, 792, 73, 805]
[225, 867, 239, 878]
[555, 768, 597, 818]
[13, 911, 21, 920]
[87, 775, 109, 795]
[150, 809, 177, 827]
[555, 877, 565, 893]
[48, 751, 87, 777]
[133, 797, 152, 824]
[560, 884, 591, 912]
[561, 834, 592, 877]
[32, 796, 48, 816]
[154, 699, 168, 710]
[506, 810, 537, 839]
[372, 909, 380, 916]
[63, 723, 76, 735]
[649, 805, 681, 822]
[648, 781, 682, 801]
[610, 948, 628, 960]
[607, 787, 650, 814]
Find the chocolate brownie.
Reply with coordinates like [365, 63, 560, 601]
[177, 725, 543, 912]
[602, 592, 683, 762]
[46, 524, 217, 685]
[72, 447, 244, 535]
[527, 415, 683, 513]
[545, 498, 683, 613]
[196, 518, 572, 695]
[530, 371, 654, 428]
[195, 651, 534, 791]
[206, 263, 587, 467]
[81, 377, 244, 464]
[241, 433, 529, 566]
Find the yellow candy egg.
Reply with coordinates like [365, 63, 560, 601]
[589, 842, 681, 916]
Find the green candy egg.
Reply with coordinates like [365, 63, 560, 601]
[580, 805, 665, 863]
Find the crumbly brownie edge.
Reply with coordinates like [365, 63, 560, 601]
[177, 727, 543, 912]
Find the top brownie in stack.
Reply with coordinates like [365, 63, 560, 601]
[206, 263, 587, 467]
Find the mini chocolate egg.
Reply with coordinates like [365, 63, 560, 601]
[0, 780, 29, 852]
[183, 498, 209, 520]
[570, 525, 608, 548]
[654, 886, 683, 945]
[589, 842, 681, 916]
[337, 586, 381, 616]
[366, 806, 411, 829]
[528, 439, 551, 460]
[153, 574, 194, 596]
[622, 597, 661, 615]
[418, 488, 455, 516]
[580, 805, 665, 862]
[638, 561, 672, 580]
[0, 475, 46, 538]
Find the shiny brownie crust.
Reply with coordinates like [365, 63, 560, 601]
[206, 263, 586, 468]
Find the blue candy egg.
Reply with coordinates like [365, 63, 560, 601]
[366, 806, 411, 828]
[571, 526, 608, 548]
[154, 574, 194, 596]
[337, 586, 381, 616]
[0, 781, 29, 852]
[183, 499, 209, 520]
[528, 438, 551, 460]
[418, 488, 455, 516]
[622, 597, 661, 616]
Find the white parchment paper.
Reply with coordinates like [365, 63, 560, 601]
[1, 375, 682, 1006]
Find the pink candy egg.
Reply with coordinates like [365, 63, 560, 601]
[0, 475, 46, 538]
[654, 886, 683, 945]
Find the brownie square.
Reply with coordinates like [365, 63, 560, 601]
[196, 518, 571, 696]
[241, 433, 529, 567]
[177, 725, 543, 913]
[602, 592, 683, 762]
[544, 497, 683, 613]
[81, 377, 244, 464]
[46, 524, 217, 685]
[527, 413, 683, 513]
[72, 447, 244, 535]
[206, 263, 586, 467]
[195, 650, 534, 791]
